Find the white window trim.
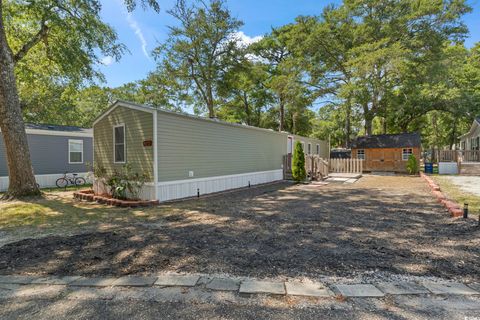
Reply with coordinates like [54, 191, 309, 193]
[68, 139, 84, 164]
[316, 144, 320, 155]
[113, 123, 126, 164]
[402, 148, 413, 161]
[308, 143, 311, 154]
[357, 149, 365, 160]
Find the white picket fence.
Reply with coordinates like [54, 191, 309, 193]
[329, 158, 363, 174]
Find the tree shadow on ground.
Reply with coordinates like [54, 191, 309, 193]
[0, 179, 478, 282]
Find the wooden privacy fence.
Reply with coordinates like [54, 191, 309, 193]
[438, 150, 459, 162]
[438, 150, 480, 163]
[329, 158, 363, 174]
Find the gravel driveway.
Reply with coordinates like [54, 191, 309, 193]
[440, 175, 480, 196]
[0, 176, 478, 282]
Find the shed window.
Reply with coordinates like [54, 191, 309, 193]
[68, 140, 83, 164]
[357, 149, 365, 160]
[316, 144, 320, 155]
[114, 124, 126, 163]
[308, 143, 311, 154]
[402, 148, 413, 161]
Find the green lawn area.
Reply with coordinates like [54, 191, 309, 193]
[0, 189, 161, 230]
[431, 176, 480, 215]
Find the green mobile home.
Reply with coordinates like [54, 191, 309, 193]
[93, 100, 329, 201]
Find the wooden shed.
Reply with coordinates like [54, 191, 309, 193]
[351, 133, 421, 173]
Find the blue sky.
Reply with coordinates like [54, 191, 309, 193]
[98, 0, 480, 88]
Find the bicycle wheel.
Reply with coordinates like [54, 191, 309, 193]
[56, 178, 68, 188]
[74, 177, 86, 186]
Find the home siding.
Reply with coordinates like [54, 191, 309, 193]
[0, 133, 92, 176]
[156, 112, 287, 182]
[461, 125, 480, 150]
[290, 135, 329, 158]
[94, 106, 154, 180]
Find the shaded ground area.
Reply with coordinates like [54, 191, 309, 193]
[1, 291, 480, 320]
[0, 176, 478, 281]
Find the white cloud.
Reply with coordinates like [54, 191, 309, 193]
[234, 31, 263, 47]
[100, 56, 114, 66]
[126, 13, 150, 60]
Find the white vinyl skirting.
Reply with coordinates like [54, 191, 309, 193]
[93, 169, 283, 202]
[0, 172, 89, 192]
[155, 169, 284, 202]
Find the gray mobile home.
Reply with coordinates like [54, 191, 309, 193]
[93, 100, 329, 201]
[0, 124, 93, 191]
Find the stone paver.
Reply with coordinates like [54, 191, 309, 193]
[376, 282, 429, 295]
[239, 280, 285, 295]
[66, 287, 116, 300]
[467, 283, 480, 292]
[285, 282, 333, 297]
[423, 282, 480, 295]
[0, 283, 21, 291]
[334, 284, 385, 297]
[111, 276, 157, 287]
[70, 277, 117, 287]
[0, 275, 36, 284]
[155, 274, 200, 287]
[205, 278, 240, 291]
[9, 284, 66, 299]
[31, 276, 83, 285]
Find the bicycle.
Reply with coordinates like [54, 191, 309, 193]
[56, 172, 86, 188]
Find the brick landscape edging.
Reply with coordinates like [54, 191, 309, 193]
[420, 172, 463, 217]
[73, 189, 159, 208]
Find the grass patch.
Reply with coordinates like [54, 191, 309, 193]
[0, 189, 161, 229]
[0, 203, 61, 228]
[431, 176, 480, 214]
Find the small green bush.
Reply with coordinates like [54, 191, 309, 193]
[105, 163, 149, 200]
[406, 154, 419, 175]
[292, 141, 306, 182]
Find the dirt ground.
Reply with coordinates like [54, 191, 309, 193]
[0, 175, 478, 282]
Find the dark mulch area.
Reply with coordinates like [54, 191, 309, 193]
[0, 177, 479, 281]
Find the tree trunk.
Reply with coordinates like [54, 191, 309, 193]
[382, 102, 387, 134]
[206, 84, 215, 118]
[0, 4, 39, 198]
[242, 91, 251, 125]
[449, 118, 457, 150]
[363, 103, 373, 136]
[345, 102, 351, 147]
[279, 95, 285, 132]
[292, 112, 297, 134]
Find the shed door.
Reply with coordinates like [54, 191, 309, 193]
[369, 149, 384, 171]
[370, 149, 396, 171]
[383, 149, 396, 171]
